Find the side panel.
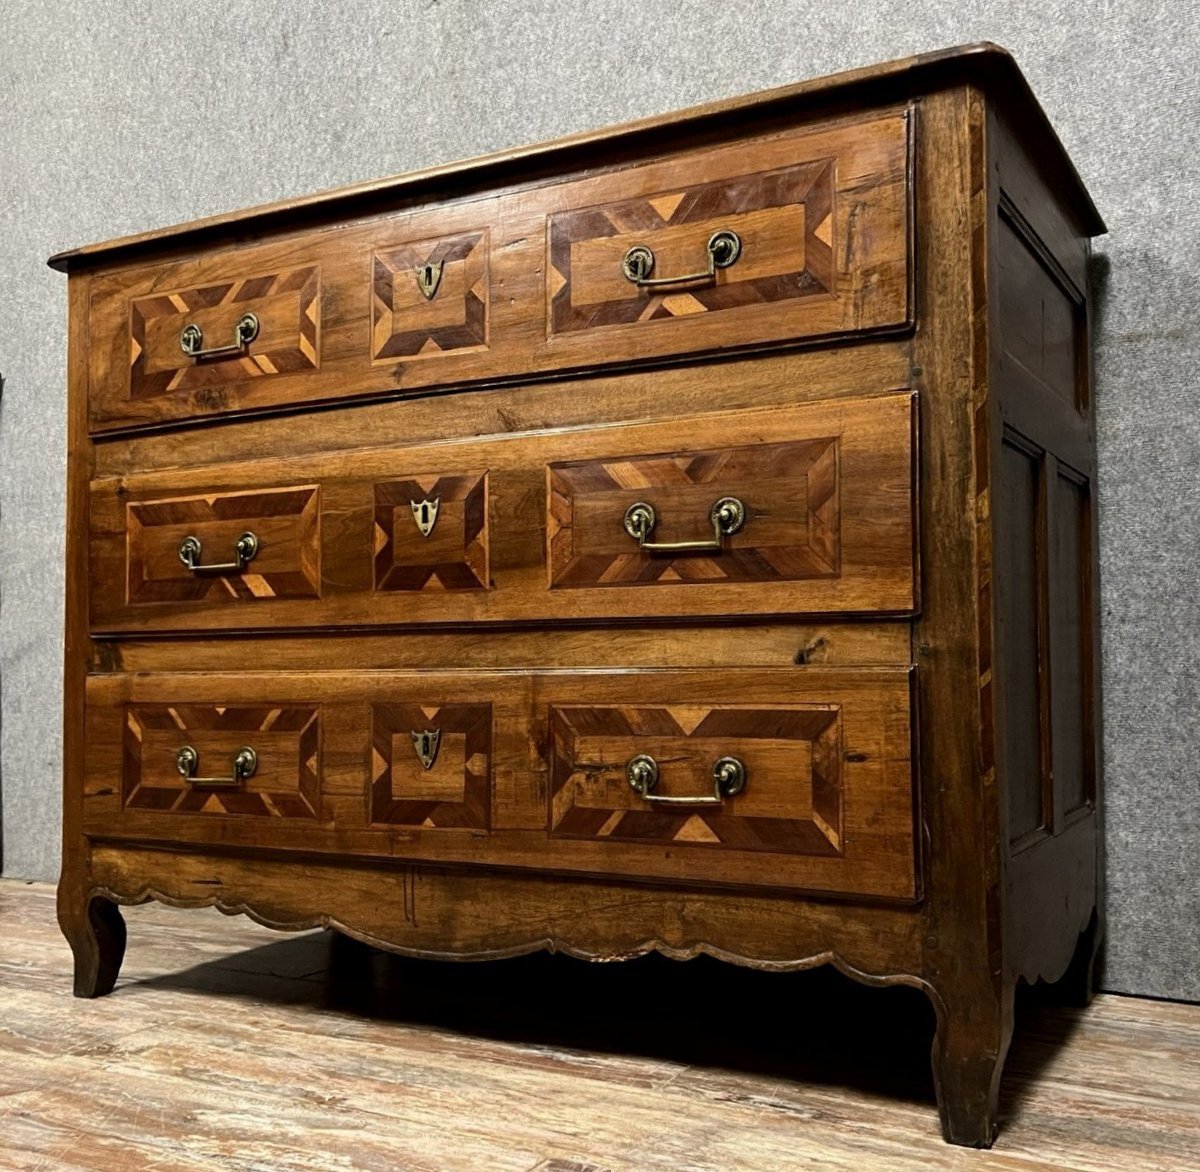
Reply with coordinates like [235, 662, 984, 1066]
[987, 100, 1102, 988]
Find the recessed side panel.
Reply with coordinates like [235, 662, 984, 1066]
[996, 433, 1047, 845]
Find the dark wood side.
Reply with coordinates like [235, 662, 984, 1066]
[985, 96, 1103, 999]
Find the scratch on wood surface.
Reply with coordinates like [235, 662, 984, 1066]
[4, 881, 1199, 1170]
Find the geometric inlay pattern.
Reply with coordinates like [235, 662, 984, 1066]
[122, 704, 321, 819]
[129, 265, 320, 400]
[126, 485, 321, 605]
[373, 472, 489, 592]
[370, 702, 492, 829]
[371, 231, 489, 361]
[548, 703, 843, 854]
[547, 160, 834, 335]
[548, 438, 839, 588]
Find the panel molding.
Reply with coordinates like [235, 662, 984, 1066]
[122, 703, 321, 819]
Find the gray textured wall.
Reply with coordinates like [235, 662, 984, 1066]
[2, 1, 1197, 1000]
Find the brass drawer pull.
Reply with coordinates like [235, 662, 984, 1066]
[626, 753, 746, 806]
[623, 496, 745, 554]
[175, 745, 258, 789]
[179, 312, 259, 359]
[621, 229, 741, 288]
[178, 531, 259, 574]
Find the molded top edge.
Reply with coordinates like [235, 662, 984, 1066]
[48, 43, 1105, 273]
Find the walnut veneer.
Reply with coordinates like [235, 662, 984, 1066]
[50, 44, 1105, 1147]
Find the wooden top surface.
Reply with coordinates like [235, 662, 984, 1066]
[48, 43, 1105, 274]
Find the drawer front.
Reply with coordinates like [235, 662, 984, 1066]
[545, 109, 911, 357]
[537, 668, 916, 899]
[83, 667, 915, 900]
[120, 701, 323, 820]
[126, 484, 321, 604]
[90, 394, 915, 633]
[87, 207, 510, 434]
[83, 672, 526, 848]
[127, 266, 321, 403]
[87, 112, 910, 435]
[549, 434, 841, 590]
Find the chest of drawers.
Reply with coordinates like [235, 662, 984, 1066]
[50, 44, 1105, 1147]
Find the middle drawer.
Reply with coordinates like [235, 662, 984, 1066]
[90, 394, 916, 633]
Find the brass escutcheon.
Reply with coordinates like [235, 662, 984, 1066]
[415, 261, 444, 300]
[410, 497, 440, 537]
[412, 728, 441, 771]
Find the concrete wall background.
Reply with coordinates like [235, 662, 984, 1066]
[2, 1, 1197, 1000]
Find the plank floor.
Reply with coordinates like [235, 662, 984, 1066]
[1, 880, 1197, 1171]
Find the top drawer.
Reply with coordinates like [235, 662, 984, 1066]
[542, 108, 912, 358]
[85, 110, 912, 433]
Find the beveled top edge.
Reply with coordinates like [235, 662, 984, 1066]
[47, 42, 1105, 274]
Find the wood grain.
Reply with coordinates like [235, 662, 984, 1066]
[84, 111, 911, 433]
[89, 394, 917, 633]
[52, 47, 1106, 1152]
[5, 882, 1198, 1172]
[81, 666, 916, 900]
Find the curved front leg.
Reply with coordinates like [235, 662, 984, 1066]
[929, 980, 1016, 1147]
[59, 889, 127, 998]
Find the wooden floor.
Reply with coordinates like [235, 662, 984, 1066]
[1, 880, 1197, 1171]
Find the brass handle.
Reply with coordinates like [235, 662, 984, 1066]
[621, 229, 741, 288]
[178, 531, 259, 574]
[623, 496, 745, 554]
[626, 753, 746, 806]
[175, 744, 258, 789]
[180, 312, 259, 359]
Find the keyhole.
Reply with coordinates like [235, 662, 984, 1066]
[418, 502, 432, 526]
[421, 265, 433, 285]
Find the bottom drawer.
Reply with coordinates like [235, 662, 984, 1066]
[83, 667, 916, 900]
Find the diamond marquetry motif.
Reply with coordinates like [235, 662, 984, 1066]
[370, 702, 492, 829]
[371, 231, 489, 361]
[122, 704, 321, 819]
[548, 703, 844, 854]
[548, 438, 839, 589]
[374, 472, 489, 592]
[547, 159, 834, 335]
[129, 266, 320, 400]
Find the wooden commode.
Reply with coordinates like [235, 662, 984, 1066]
[50, 44, 1105, 1147]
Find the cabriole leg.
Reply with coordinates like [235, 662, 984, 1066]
[59, 889, 127, 999]
[928, 983, 1015, 1147]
